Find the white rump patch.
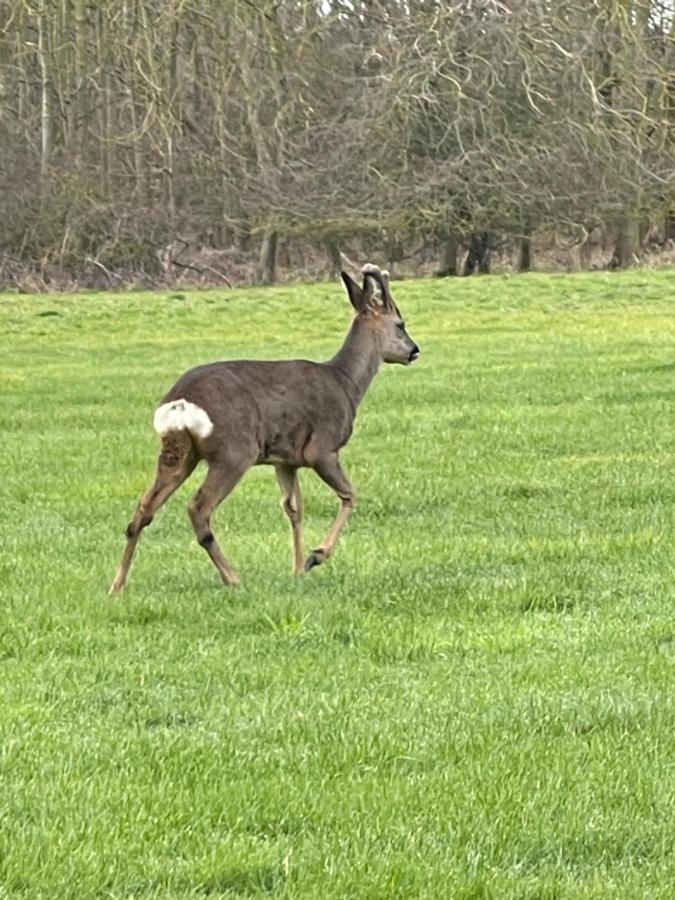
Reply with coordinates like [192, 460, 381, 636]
[153, 399, 214, 439]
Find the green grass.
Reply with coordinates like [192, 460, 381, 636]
[1, 270, 675, 898]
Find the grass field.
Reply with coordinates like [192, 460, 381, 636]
[1, 270, 675, 898]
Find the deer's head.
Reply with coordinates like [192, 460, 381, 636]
[341, 264, 420, 365]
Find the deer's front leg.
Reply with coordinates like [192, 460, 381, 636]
[305, 454, 356, 571]
[275, 465, 304, 576]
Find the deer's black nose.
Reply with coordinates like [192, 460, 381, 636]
[409, 344, 420, 362]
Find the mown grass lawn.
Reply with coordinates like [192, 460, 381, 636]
[1, 270, 675, 899]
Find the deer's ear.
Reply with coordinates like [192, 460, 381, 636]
[362, 273, 386, 312]
[341, 271, 365, 312]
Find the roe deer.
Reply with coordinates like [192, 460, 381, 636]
[109, 264, 419, 592]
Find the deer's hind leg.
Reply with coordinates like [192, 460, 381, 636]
[109, 431, 197, 594]
[275, 465, 304, 575]
[187, 454, 253, 587]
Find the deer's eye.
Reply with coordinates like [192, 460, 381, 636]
[396, 322, 406, 332]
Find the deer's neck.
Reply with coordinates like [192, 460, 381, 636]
[328, 318, 381, 407]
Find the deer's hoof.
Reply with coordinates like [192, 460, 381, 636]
[223, 572, 241, 588]
[108, 573, 125, 595]
[304, 549, 326, 572]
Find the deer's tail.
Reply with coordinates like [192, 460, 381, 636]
[153, 398, 214, 441]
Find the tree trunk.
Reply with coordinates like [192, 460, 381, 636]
[436, 233, 458, 276]
[610, 217, 641, 268]
[518, 235, 532, 272]
[37, 3, 51, 185]
[463, 232, 491, 275]
[71, 0, 86, 167]
[165, 134, 175, 219]
[665, 214, 675, 243]
[96, 9, 112, 196]
[235, 223, 251, 252]
[478, 234, 492, 274]
[386, 236, 404, 277]
[165, 15, 180, 220]
[257, 231, 278, 284]
[326, 240, 342, 279]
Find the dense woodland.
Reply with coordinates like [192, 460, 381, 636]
[0, 1, 673, 288]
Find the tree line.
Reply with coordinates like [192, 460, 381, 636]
[0, 0, 673, 288]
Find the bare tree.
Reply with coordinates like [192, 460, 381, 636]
[0, 0, 673, 283]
